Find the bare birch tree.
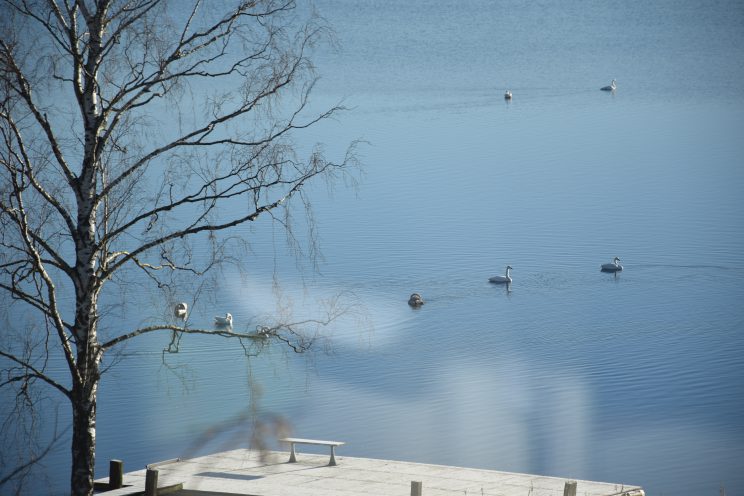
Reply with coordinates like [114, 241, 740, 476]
[0, 1, 357, 494]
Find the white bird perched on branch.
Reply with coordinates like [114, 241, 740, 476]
[174, 302, 188, 320]
[215, 313, 233, 327]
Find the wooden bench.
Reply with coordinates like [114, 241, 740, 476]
[279, 437, 345, 466]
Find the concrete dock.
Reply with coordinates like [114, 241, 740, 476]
[96, 448, 644, 496]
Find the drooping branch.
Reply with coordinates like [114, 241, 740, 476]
[0, 426, 66, 488]
[100, 316, 332, 352]
[0, 155, 79, 384]
[101, 173, 300, 279]
[0, 281, 72, 331]
[0, 214, 79, 387]
[98, 2, 289, 152]
[97, 104, 347, 254]
[100, 140, 357, 281]
[0, 116, 76, 270]
[0, 39, 76, 186]
[0, 350, 71, 399]
[97, 36, 318, 208]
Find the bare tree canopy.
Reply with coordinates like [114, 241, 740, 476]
[0, 1, 358, 494]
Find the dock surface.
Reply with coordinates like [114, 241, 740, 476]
[97, 448, 644, 496]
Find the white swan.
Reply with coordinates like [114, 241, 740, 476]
[489, 266, 512, 284]
[601, 257, 623, 272]
[504, 90, 512, 100]
[174, 302, 188, 320]
[601, 79, 617, 91]
[215, 313, 233, 326]
[408, 293, 425, 307]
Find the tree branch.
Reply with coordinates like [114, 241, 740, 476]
[0, 40, 76, 185]
[0, 351, 71, 399]
[101, 314, 335, 353]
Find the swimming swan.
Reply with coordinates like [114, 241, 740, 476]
[504, 90, 513, 100]
[601, 79, 617, 91]
[489, 266, 513, 284]
[408, 293, 425, 307]
[215, 313, 233, 326]
[601, 257, 623, 272]
[174, 302, 188, 320]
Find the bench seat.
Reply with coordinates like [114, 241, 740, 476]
[279, 437, 345, 466]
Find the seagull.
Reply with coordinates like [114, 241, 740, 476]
[601, 257, 623, 272]
[489, 266, 513, 284]
[601, 79, 617, 91]
[504, 90, 513, 100]
[408, 293, 425, 307]
[174, 302, 188, 320]
[215, 313, 233, 327]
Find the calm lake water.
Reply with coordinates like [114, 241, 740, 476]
[14, 1, 744, 495]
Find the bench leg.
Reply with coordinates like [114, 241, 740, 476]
[288, 443, 297, 463]
[329, 445, 337, 466]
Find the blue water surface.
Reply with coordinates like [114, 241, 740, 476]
[9, 1, 744, 495]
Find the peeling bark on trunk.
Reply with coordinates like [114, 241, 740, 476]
[70, 214, 101, 496]
[70, 377, 98, 496]
[69, 300, 102, 496]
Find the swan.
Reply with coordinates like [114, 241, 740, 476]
[504, 90, 512, 100]
[489, 265, 512, 284]
[408, 293, 425, 307]
[215, 313, 233, 326]
[601, 79, 616, 91]
[601, 257, 623, 272]
[174, 302, 188, 320]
